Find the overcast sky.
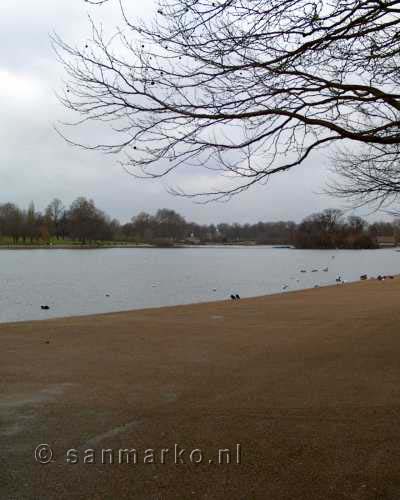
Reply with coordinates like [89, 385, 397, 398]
[0, 0, 379, 224]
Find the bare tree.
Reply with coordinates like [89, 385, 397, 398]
[54, 0, 400, 201]
[327, 143, 400, 210]
[45, 198, 65, 239]
[0, 203, 23, 244]
[68, 197, 105, 243]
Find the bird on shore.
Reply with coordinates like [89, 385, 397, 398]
[235, 294, 240, 300]
[230, 294, 236, 300]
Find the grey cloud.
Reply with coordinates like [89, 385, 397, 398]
[0, 0, 373, 225]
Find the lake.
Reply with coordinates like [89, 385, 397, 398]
[0, 246, 398, 323]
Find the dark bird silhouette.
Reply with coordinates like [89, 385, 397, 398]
[230, 294, 236, 300]
[41, 305, 50, 310]
[235, 294, 240, 300]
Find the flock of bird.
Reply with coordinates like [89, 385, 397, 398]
[229, 255, 345, 301]
[40, 254, 393, 311]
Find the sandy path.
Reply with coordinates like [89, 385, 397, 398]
[1, 279, 400, 499]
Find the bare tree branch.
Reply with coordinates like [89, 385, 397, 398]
[54, 0, 400, 201]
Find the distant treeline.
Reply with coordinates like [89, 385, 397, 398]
[0, 199, 398, 248]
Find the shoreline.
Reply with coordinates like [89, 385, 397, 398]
[0, 243, 396, 250]
[0, 244, 154, 250]
[3, 277, 400, 498]
[0, 243, 293, 250]
[0, 276, 391, 326]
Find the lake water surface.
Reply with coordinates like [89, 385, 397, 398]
[0, 246, 399, 323]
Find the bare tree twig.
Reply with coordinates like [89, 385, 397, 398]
[54, 0, 400, 202]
